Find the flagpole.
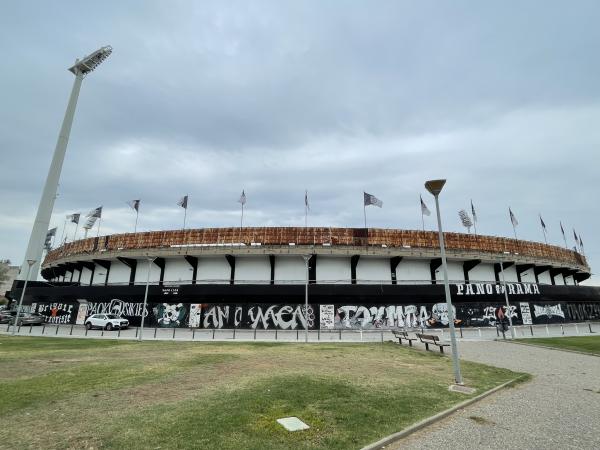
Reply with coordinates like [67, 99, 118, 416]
[183, 208, 187, 232]
[134, 210, 138, 233]
[363, 203, 367, 229]
[240, 202, 244, 229]
[97, 216, 102, 238]
[421, 208, 425, 231]
[543, 229, 547, 244]
[473, 220, 477, 235]
[512, 223, 517, 240]
[59, 216, 67, 247]
[73, 222, 79, 241]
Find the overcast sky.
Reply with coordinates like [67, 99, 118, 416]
[1, 1, 599, 283]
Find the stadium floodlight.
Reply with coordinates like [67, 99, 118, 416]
[425, 179, 464, 385]
[68, 46, 113, 76]
[17, 46, 112, 284]
[12, 260, 36, 336]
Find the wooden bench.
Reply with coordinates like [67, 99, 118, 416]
[416, 333, 450, 353]
[392, 330, 418, 346]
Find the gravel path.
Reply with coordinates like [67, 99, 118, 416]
[390, 341, 600, 450]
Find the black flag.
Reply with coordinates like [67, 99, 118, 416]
[177, 195, 188, 209]
[68, 213, 80, 224]
[127, 199, 140, 212]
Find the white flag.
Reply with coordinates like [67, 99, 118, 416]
[420, 195, 431, 216]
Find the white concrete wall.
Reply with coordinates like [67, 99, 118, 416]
[445, 261, 465, 283]
[164, 258, 194, 283]
[107, 260, 131, 284]
[554, 272, 564, 285]
[396, 259, 430, 283]
[72, 269, 80, 282]
[92, 266, 108, 285]
[519, 269, 536, 283]
[64, 271, 72, 282]
[468, 263, 495, 283]
[316, 257, 351, 283]
[501, 265, 519, 282]
[134, 260, 162, 284]
[197, 256, 231, 284]
[537, 270, 551, 285]
[235, 256, 270, 284]
[274, 256, 305, 284]
[356, 257, 391, 284]
[80, 267, 92, 285]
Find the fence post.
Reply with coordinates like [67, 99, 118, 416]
[460, 327, 463, 338]
[254, 328, 256, 340]
[56, 325, 59, 335]
[212, 329, 215, 340]
[172, 328, 176, 339]
[85, 326, 88, 337]
[275, 328, 278, 340]
[135, 327, 138, 338]
[381, 331, 383, 343]
[575, 324, 579, 335]
[70, 324, 74, 336]
[233, 327, 236, 340]
[117, 327, 121, 338]
[478, 328, 482, 338]
[18, 324, 22, 334]
[192, 328, 196, 340]
[589, 322, 594, 334]
[101, 328, 104, 337]
[318, 329, 321, 341]
[154, 327, 157, 339]
[530, 325, 533, 336]
[561, 324, 564, 335]
[29, 324, 33, 334]
[339, 329, 342, 340]
[296, 329, 299, 341]
[545, 325, 549, 335]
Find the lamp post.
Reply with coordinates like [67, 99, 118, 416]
[499, 260, 516, 339]
[425, 179, 463, 385]
[12, 260, 36, 336]
[138, 256, 155, 341]
[17, 46, 112, 283]
[302, 255, 311, 343]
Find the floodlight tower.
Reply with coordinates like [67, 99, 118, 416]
[17, 46, 112, 281]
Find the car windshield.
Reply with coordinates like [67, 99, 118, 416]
[105, 314, 120, 319]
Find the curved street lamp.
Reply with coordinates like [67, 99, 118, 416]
[17, 46, 112, 282]
[425, 179, 464, 385]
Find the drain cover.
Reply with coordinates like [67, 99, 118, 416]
[276, 417, 310, 431]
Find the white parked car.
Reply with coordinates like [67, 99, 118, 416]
[85, 314, 129, 331]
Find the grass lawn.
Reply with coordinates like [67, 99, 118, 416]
[516, 335, 600, 355]
[0, 336, 525, 450]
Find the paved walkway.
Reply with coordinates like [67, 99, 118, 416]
[391, 341, 600, 450]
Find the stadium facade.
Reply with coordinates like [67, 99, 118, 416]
[8, 227, 600, 330]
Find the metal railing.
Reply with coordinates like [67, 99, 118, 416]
[3, 321, 598, 343]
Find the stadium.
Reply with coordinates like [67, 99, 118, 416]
[8, 226, 599, 330]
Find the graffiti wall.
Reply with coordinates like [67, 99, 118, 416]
[29, 299, 600, 329]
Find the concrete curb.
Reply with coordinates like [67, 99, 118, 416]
[498, 339, 600, 358]
[360, 375, 528, 450]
